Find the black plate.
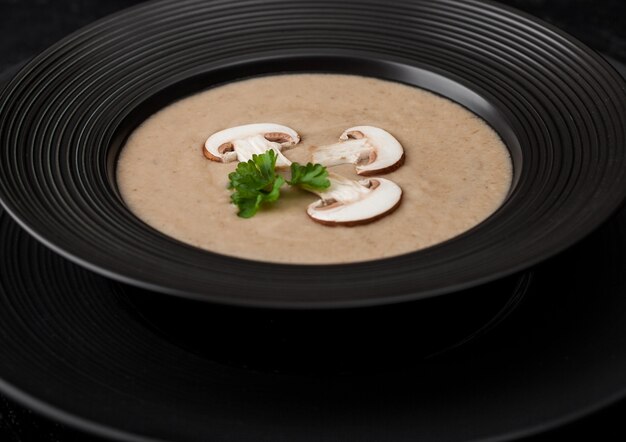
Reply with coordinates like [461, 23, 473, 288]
[0, 0, 625, 307]
[1, 202, 626, 441]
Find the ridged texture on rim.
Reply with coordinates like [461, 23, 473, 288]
[0, 0, 625, 307]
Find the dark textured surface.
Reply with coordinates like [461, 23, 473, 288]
[0, 195, 624, 441]
[1, 0, 623, 67]
[0, 0, 625, 441]
[0, 199, 624, 442]
[502, 0, 625, 62]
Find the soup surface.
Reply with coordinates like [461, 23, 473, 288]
[117, 74, 512, 264]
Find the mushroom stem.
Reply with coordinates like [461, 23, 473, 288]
[310, 172, 370, 204]
[232, 135, 292, 167]
[311, 139, 371, 168]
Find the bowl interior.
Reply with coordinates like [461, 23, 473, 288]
[107, 55, 523, 203]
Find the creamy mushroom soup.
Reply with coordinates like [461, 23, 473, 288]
[117, 74, 512, 264]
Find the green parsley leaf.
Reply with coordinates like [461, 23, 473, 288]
[226, 151, 331, 218]
[287, 162, 331, 191]
[227, 150, 285, 218]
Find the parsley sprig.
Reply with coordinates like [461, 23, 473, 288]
[228, 150, 285, 218]
[287, 162, 331, 192]
[227, 150, 330, 218]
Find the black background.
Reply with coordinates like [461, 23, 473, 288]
[0, 0, 625, 441]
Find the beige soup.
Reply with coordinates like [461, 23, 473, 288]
[117, 74, 512, 264]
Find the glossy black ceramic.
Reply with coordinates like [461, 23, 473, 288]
[0, 0, 625, 307]
[1, 204, 626, 441]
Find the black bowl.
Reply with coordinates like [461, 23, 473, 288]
[0, 0, 625, 308]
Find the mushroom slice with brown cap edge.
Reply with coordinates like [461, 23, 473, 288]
[306, 172, 402, 226]
[204, 123, 300, 168]
[311, 126, 405, 175]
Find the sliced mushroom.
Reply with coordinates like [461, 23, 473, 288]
[306, 172, 402, 226]
[204, 123, 300, 168]
[311, 126, 405, 175]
